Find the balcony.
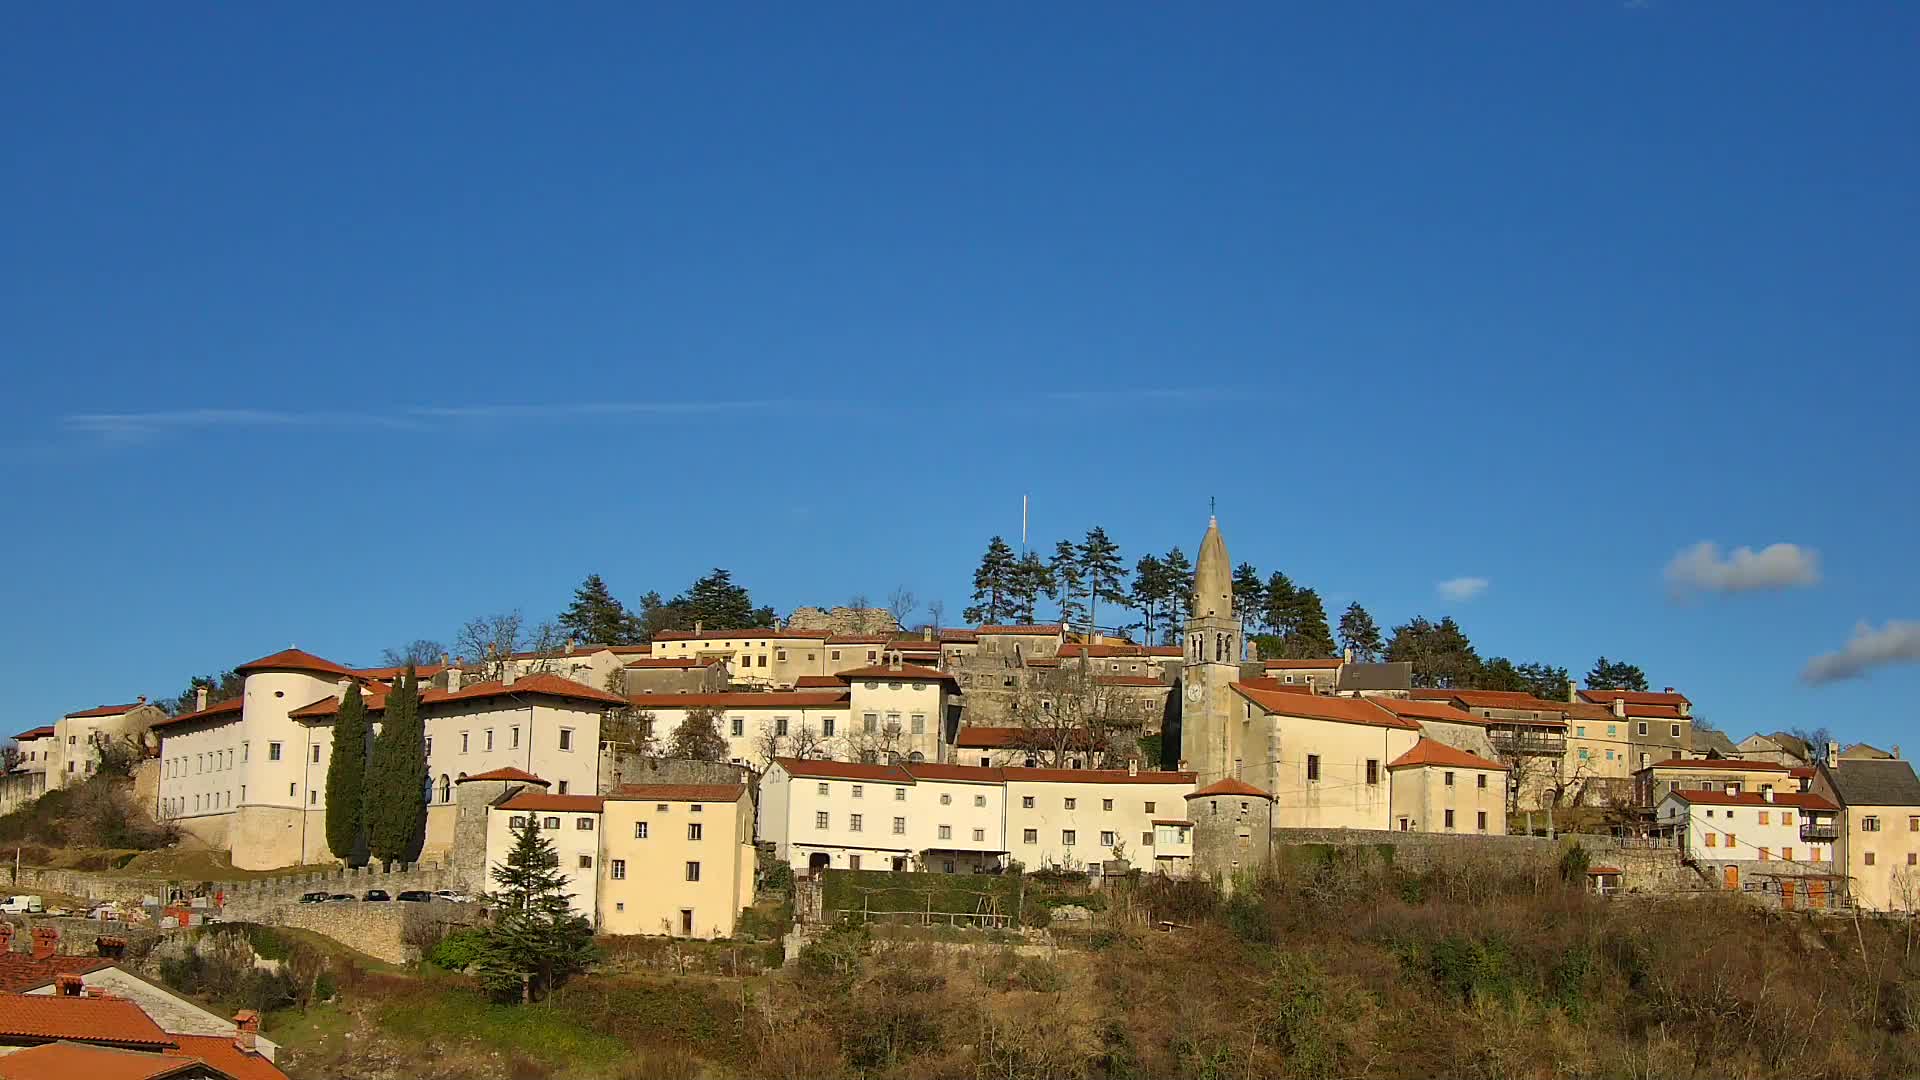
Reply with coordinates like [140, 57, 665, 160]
[1800, 821, 1840, 843]
[1487, 730, 1567, 756]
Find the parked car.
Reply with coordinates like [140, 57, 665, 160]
[326, 893, 356, 903]
[362, 889, 392, 902]
[298, 891, 330, 904]
[0, 896, 44, 914]
[396, 890, 433, 903]
[433, 890, 473, 903]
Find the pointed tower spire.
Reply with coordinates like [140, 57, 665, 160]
[1191, 515, 1232, 619]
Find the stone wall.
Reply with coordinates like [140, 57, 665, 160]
[1271, 826, 1560, 873]
[0, 771, 47, 815]
[600, 755, 753, 792]
[785, 607, 901, 635]
[268, 901, 482, 965]
[217, 861, 458, 921]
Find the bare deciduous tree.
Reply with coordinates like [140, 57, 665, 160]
[603, 707, 659, 757]
[1006, 667, 1137, 769]
[887, 586, 917, 630]
[456, 611, 525, 681]
[926, 599, 946, 634]
[840, 711, 906, 764]
[383, 639, 447, 667]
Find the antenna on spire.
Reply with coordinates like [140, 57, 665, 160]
[1209, 496, 1216, 516]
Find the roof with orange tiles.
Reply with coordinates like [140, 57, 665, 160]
[1002, 766, 1195, 785]
[610, 783, 748, 803]
[973, 624, 1066, 636]
[1388, 738, 1508, 772]
[497, 792, 607, 813]
[233, 648, 353, 678]
[164, 1034, 290, 1080]
[456, 767, 549, 785]
[350, 663, 449, 681]
[623, 657, 722, 669]
[11, 726, 56, 742]
[623, 691, 850, 710]
[1058, 643, 1182, 659]
[1789, 765, 1817, 780]
[0, 992, 174, 1048]
[904, 762, 1008, 784]
[793, 675, 843, 689]
[1367, 697, 1489, 727]
[1186, 778, 1272, 800]
[149, 697, 245, 731]
[1094, 675, 1171, 688]
[939, 630, 979, 643]
[833, 664, 957, 683]
[1261, 658, 1343, 670]
[1235, 677, 1315, 694]
[651, 628, 826, 642]
[0, 1043, 217, 1080]
[774, 757, 915, 783]
[62, 702, 151, 719]
[1665, 789, 1838, 811]
[290, 674, 627, 719]
[1579, 688, 1692, 708]
[1410, 689, 1571, 713]
[0, 953, 119, 994]
[824, 634, 891, 645]
[1232, 685, 1421, 731]
[1638, 757, 1791, 773]
[1626, 704, 1687, 720]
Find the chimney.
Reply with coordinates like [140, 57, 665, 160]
[233, 1010, 260, 1053]
[0, 922, 14, 951]
[195, 686, 209, 712]
[694, 620, 704, 635]
[446, 666, 462, 694]
[565, 639, 576, 656]
[1763, 787, 1774, 802]
[136, 695, 147, 705]
[1343, 646, 1353, 664]
[1612, 699, 1626, 719]
[1827, 741, 1840, 765]
[31, 926, 58, 960]
[923, 627, 934, 643]
[54, 973, 83, 997]
[96, 936, 126, 958]
[503, 666, 517, 687]
[1566, 679, 1577, 704]
[1128, 758, 1139, 777]
[1894, 744, 1903, 760]
[1663, 687, 1674, 694]
[440, 652, 451, 667]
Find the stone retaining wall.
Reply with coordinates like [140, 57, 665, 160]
[267, 901, 482, 965]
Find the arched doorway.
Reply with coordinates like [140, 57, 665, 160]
[807, 852, 831, 876]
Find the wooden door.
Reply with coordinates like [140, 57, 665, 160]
[1780, 879, 1796, 910]
[1809, 879, 1827, 908]
[1723, 865, 1740, 891]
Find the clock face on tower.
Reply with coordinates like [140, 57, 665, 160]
[1185, 682, 1203, 703]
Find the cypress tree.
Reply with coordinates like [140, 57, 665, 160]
[367, 666, 428, 866]
[323, 683, 370, 865]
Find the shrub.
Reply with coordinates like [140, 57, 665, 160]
[1558, 844, 1592, 884]
[429, 929, 490, 972]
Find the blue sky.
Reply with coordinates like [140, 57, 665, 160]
[3, 4, 1916, 748]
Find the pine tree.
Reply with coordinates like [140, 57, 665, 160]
[558, 573, 641, 645]
[673, 569, 766, 630]
[1288, 587, 1337, 658]
[963, 536, 1018, 625]
[1129, 554, 1171, 643]
[1048, 540, 1087, 628]
[1338, 602, 1383, 662]
[1586, 656, 1649, 692]
[1007, 553, 1051, 625]
[367, 667, 428, 866]
[1387, 616, 1483, 689]
[667, 706, 729, 761]
[1077, 527, 1127, 633]
[474, 815, 597, 1003]
[323, 683, 369, 865]
[1161, 547, 1194, 636]
[1232, 563, 1268, 632]
[1261, 571, 1299, 640]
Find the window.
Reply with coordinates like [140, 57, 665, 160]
[288, 783, 295, 796]
[688, 822, 704, 840]
[1782, 847, 1793, 861]
[311, 744, 321, 763]
[938, 825, 952, 840]
[309, 790, 318, 805]
[634, 822, 649, 839]
[241, 742, 249, 762]
[817, 783, 830, 796]
[1145, 801, 1156, 814]
[1444, 809, 1455, 830]
[940, 793, 952, 806]
[577, 817, 594, 830]
[893, 817, 906, 834]
[1366, 759, 1379, 785]
[943, 859, 956, 874]
[1864, 816, 1882, 832]
[425, 736, 433, 756]
[1023, 828, 1038, 844]
[544, 817, 560, 829]
[1608, 725, 1617, 737]
[610, 860, 626, 880]
[852, 784, 863, 799]
[894, 787, 906, 801]
[730, 717, 744, 737]
[973, 828, 985, 842]
[1477, 774, 1488, 789]
[831, 650, 842, 661]
[559, 728, 574, 751]
[1759, 848, 1771, 861]
[1704, 833, 1717, 848]
[511, 726, 520, 748]
[1576, 726, 1586, 738]
[558, 781, 570, 795]
[578, 855, 593, 869]
[1911, 816, 1919, 832]
[776, 716, 789, 736]
[1909, 853, 1917, 866]
[1865, 852, 1876, 866]
[685, 862, 701, 882]
[460, 732, 469, 753]
[1101, 830, 1116, 847]
[1306, 755, 1320, 782]
[1102, 798, 1114, 812]
[815, 811, 829, 829]
[1022, 796, 1035, 809]
[1726, 833, 1736, 846]
[1064, 797, 1077, 810]
[1062, 829, 1076, 846]
[1671, 723, 1681, 738]
[911, 714, 925, 734]
[823, 717, 835, 737]
[1477, 811, 1487, 832]
[847, 815, 861, 833]
[268, 742, 283, 761]
[1759, 811, 1770, 826]
[1637, 722, 1648, 736]
[863, 713, 878, 734]
[486, 729, 494, 751]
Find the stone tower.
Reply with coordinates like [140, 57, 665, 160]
[1179, 516, 1245, 786]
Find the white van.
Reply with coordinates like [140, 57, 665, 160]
[0, 896, 45, 914]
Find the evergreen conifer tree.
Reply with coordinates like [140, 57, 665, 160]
[1048, 540, 1087, 628]
[1160, 547, 1194, 633]
[1007, 552, 1051, 625]
[559, 573, 641, 645]
[367, 666, 428, 865]
[1338, 602, 1383, 661]
[964, 537, 1018, 625]
[1077, 526, 1128, 634]
[474, 815, 597, 1002]
[1232, 563, 1268, 631]
[1288, 587, 1337, 658]
[323, 683, 369, 864]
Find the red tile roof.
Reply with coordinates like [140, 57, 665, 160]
[904, 762, 1006, 784]
[497, 793, 606, 813]
[1579, 689, 1692, 708]
[824, 635, 890, 645]
[973, 624, 1065, 636]
[624, 691, 849, 710]
[1261, 658, 1343, 670]
[456, 767, 549, 785]
[1626, 704, 1687, 720]
[793, 675, 843, 688]
[651, 628, 826, 641]
[1236, 678, 1314, 694]
[149, 697, 245, 731]
[610, 783, 748, 803]
[1666, 790, 1838, 811]
[1002, 766, 1195, 785]
[1367, 697, 1488, 727]
[1387, 738, 1508, 772]
[939, 630, 979, 643]
[62, 702, 150, 719]
[0, 1043, 212, 1080]
[1059, 643, 1182, 659]
[1151, 818, 1194, 826]
[291, 674, 627, 719]
[0, 992, 174, 1048]
[1094, 675, 1169, 688]
[11, 726, 56, 742]
[1410, 688, 1570, 713]
[350, 663, 449, 681]
[774, 757, 914, 783]
[1186, 778, 1272, 800]
[1789, 765, 1817, 779]
[233, 648, 352, 678]
[0, 954, 118, 993]
[623, 657, 720, 669]
[833, 664, 957, 683]
[1640, 758, 1791, 773]
[1232, 685, 1421, 731]
[165, 1034, 290, 1080]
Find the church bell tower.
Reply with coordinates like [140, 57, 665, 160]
[1179, 515, 1244, 786]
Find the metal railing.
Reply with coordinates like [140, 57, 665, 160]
[1800, 822, 1840, 843]
[1486, 731, 1568, 755]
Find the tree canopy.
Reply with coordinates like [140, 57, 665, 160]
[1338, 603, 1383, 662]
[366, 667, 428, 865]
[1386, 616, 1483, 689]
[323, 683, 370, 865]
[558, 573, 643, 645]
[668, 706, 729, 761]
[964, 536, 1018, 626]
[474, 816, 597, 1002]
[1586, 656, 1650, 692]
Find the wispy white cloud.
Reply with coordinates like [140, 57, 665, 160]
[1664, 541, 1820, 595]
[1801, 620, 1920, 685]
[1437, 577, 1489, 602]
[61, 399, 787, 444]
[1041, 387, 1235, 405]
